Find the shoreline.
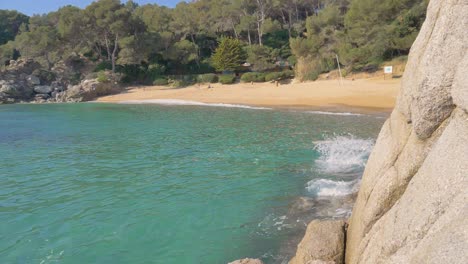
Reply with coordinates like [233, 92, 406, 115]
[96, 78, 400, 114]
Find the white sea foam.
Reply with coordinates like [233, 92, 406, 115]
[313, 134, 374, 175]
[306, 110, 364, 116]
[306, 178, 360, 197]
[119, 99, 272, 110]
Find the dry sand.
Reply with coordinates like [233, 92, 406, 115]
[96, 78, 400, 112]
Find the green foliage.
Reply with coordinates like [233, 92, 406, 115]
[153, 77, 169, 86]
[341, 0, 428, 69]
[211, 37, 246, 72]
[2, 0, 427, 84]
[246, 45, 279, 72]
[295, 57, 325, 82]
[241, 72, 266, 83]
[0, 10, 29, 46]
[305, 72, 319, 81]
[219, 74, 236, 84]
[291, 0, 427, 73]
[97, 71, 110, 83]
[14, 16, 60, 69]
[264, 70, 294, 82]
[197, 73, 218, 83]
[165, 40, 199, 65]
[94, 61, 113, 72]
[167, 74, 197, 87]
[0, 42, 16, 66]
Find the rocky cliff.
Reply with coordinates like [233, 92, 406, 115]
[287, 1, 467, 263]
[345, 0, 468, 263]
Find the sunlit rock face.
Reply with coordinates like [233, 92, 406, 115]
[345, 0, 468, 263]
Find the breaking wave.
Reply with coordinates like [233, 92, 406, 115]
[313, 134, 374, 175]
[306, 111, 364, 116]
[119, 99, 271, 110]
[306, 179, 360, 197]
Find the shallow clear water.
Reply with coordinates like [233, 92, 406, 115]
[0, 103, 385, 264]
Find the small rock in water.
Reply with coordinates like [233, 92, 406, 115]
[228, 258, 264, 264]
[289, 197, 316, 215]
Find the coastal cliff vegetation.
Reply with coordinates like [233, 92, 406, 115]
[0, 0, 427, 85]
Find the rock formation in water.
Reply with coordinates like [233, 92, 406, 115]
[290, 220, 346, 264]
[345, 0, 468, 263]
[228, 258, 264, 264]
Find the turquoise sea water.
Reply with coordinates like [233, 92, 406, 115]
[0, 103, 385, 264]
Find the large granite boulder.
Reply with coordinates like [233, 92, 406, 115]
[58, 78, 122, 102]
[27, 75, 40, 85]
[290, 220, 346, 264]
[33, 85, 53, 94]
[345, 0, 468, 263]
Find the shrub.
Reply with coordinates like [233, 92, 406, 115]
[166, 75, 197, 87]
[304, 71, 319, 81]
[169, 79, 184, 88]
[265, 70, 295, 82]
[219, 74, 236, 84]
[97, 71, 110, 83]
[295, 57, 324, 81]
[197, 73, 218, 83]
[153, 77, 168, 86]
[94, 61, 112, 72]
[241, 72, 266, 83]
[245, 45, 278, 72]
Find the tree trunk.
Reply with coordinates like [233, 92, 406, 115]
[257, 20, 263, 46]
[232, 21, 239, 39]
[111, 34, 118, 74]
[104, 33, 111, 61]
[247, 28, 252, 46]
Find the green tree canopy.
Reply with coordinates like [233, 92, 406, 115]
[211, 37, 246, 72]
[0, 10, 29, 46]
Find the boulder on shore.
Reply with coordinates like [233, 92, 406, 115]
[289, 220, 346, 264]
[59, 78, 121, 102]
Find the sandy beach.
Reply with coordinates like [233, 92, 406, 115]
[96, 78, 400, 112]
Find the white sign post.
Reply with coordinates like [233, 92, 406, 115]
[384, 66, 393, 79]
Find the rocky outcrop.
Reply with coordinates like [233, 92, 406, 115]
[56, 78, 121, 103]
[345, 0, 468, 263]
[0, 59, 42, 103]
[0, 59, 121, 103]
[290, 220, 346, 264]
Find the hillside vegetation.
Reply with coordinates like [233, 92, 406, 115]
[0, 0, 428, 84]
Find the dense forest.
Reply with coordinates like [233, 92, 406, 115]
[0, 0, 428, 85]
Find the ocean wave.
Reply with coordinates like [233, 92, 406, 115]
[306, 178, 360, 197]
[306, 110, 364, 116]
[313, 134, 374, 175]
[119, 99, 272, 110]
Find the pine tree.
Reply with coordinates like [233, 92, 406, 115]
[211, 37, 246, 72]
